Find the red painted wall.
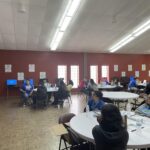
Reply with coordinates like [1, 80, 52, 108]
[87, 53, 150, 82]
[0, 50, 84, 96]
[0, 50, 150, 97]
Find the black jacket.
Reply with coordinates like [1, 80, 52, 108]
[92, 125, 128, 150]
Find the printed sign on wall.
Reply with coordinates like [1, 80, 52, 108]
[17, 72, 24, 80]
[5, 64, 12, 72]
[121, 72, 126, 77]
[40, 72, 46, 79]
[128, 65, 132, 71]
[29, 64, 35, 72]
[114, 65, 118, 72]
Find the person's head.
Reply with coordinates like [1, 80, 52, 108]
[90, 79, 95, 85]
[68, 80, 74, 86]
[92, 91, 103, 101]
[26, 80, 30, 85]
[100, 104, 123, 131]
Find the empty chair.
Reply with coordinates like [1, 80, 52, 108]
[58, 113, 89, 150]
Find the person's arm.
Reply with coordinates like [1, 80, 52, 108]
[20, 85, 26, 93]
[29, 85, 34, 96]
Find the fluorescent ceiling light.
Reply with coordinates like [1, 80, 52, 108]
[109, 34, 132, 51]
[60, 16, 72, 31]
[110, 36, 135, 53]
[50, 31, 64, 51]
[109, 18, 150, 53]
[67, 0, 81, 17]
[51, 42, 59, 51]
[133, 25, 150, 37]
[50, 0, 81, 51]
[133, 20, 150, 34]
[59, 0, 72, 27]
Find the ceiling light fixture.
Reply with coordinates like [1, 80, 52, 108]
[109, 19, 150, 53]
[50, 0, 81, 51]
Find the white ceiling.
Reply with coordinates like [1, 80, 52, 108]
[0, 0, 150, 54]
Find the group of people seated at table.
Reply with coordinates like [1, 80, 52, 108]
[84, 88, 150, 149]
[20, 78, 74, 107]
[78, 78, 106, 96]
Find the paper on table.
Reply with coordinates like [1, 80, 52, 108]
[51, 124, 68, 136]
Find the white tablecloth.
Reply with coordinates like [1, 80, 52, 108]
[33, 87, 58, 92]
[102, 91, 139, 101]
[70, 111, 150, 149]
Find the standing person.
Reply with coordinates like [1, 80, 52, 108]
[87, 91, 105, 111]
[128, 76, 137, 91]
[20, 79, 33, 106]
[92, 104, 129, 150]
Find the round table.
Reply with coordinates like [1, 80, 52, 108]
[70, 111, 150, 149]
[102, 91, 139, 101]
[102, 91, 139, 108]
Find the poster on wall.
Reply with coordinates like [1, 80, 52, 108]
[114, 65, 118, 72]
[148, 70, 150, 77]
[142, 64, 146, 71]
[17, 72, 24, 80]
[29, 64, 35, 72]
[40, 72, 46, 79]
[121, 72, 126, 77]
[128, 65, 132, 71]
[135, 71, 139, 77]
[5, 64, 12, 72]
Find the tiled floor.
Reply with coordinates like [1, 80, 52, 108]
[0, 95, 86, 150]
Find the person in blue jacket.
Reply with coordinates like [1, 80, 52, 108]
[88, 91, 105, 111]
[20, 79, 33, 106]
[128, 76, 137, 90]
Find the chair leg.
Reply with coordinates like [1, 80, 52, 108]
[63, 140, 68, 150]
[69, 95, 72, 104]
[59, 137, 62, 150]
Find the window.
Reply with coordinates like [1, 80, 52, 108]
[57, 65, 67, 83]
[101, 65, 109, 80]
[90, 65, 98, 83]
[71, 65, 79, 88]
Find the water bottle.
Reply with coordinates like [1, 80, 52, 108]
[86, 105, 90, 117]
[126, 102, 131, 116]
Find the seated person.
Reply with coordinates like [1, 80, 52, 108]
[135, 94, 150, 117]
[20, 79, 33, 106]
[92, 104, 129, 150]
[32, 83, 48, 108]
[53, 80, 68, 105]
[145, 82, 150, 95]
[78, 78, 88, 94]
[87, 79, 98, 96]
[67, 80, 73, 91]
[87, 91, 105, 111]
[67, 80, 74, 95]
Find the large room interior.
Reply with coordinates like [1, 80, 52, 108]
[0, 0, 150, 150]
